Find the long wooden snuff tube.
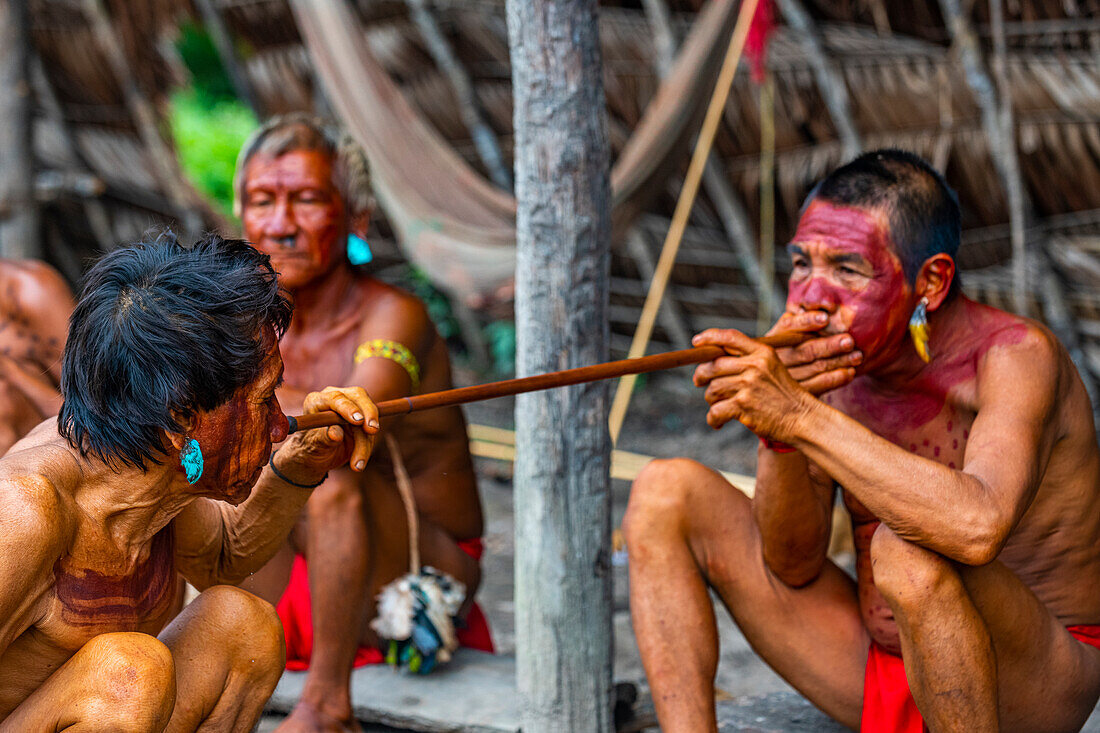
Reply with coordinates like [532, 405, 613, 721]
[286, 332, 806, 434]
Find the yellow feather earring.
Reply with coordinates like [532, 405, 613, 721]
[908, 296, 931, 362]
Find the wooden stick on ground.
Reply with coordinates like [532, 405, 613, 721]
[287, 330, 805, 433]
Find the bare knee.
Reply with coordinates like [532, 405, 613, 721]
[193, 586, 284, 680]
[624, 458, 748, 554]
[625, 459, 698, 538]
[870, 524, 953, 611]
[307, 469, 364, 518]
[77, 632, 176, 731]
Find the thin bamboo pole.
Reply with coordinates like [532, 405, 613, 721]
[607, 0, 760, 445]
[757, 72, 776, 334]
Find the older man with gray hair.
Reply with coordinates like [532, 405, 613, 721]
[235, 115, 492, 733]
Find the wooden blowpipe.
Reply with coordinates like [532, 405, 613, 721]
[285, 330, 807, 434]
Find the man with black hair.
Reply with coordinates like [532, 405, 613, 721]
[0, 233, 380, 732]
[234, 115, 489, 733]
[626, 149, 1100, 732]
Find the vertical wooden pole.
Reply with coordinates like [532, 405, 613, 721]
[758, 73, 776, 334]
[988, 0, 1027, 317]
[0, 0, 41, 259]
[506, 0, 614, 730]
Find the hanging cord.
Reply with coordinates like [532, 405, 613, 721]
[608, 0, 761, 445]
[385, 432, 420, 574]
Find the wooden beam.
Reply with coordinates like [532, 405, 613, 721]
[29, 54, 116, 255]
[625, 228, 693, 349]
[773, 0, 862, 160]
[83, 0, 203, 239]
[407, 0, 512, 191]
[0, 0, 40, 259]
[506, 0, 614, 728]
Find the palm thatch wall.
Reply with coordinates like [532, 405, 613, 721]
[23, 0, 1100, 401]
[27, 0, 220, 284]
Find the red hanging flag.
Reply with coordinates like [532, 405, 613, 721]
[745, 0, 776, 84]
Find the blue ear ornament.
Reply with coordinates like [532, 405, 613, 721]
[347, 234, 374, 265]
[180, 438, 204, 484]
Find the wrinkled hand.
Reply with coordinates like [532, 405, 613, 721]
[767, 311, 861, 395]
[275, 386, 380, 485]
[692, 329, 815, 439]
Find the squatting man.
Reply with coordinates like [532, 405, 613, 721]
[626, 149, 1100, 733]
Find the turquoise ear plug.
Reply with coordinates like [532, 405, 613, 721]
[180, 438, 204, 484]
[347, 234, 373, 265]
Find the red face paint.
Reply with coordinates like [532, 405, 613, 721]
[186, 343, 288, 505]
[787, 201, 913, 372]
[242, 150, 346, 291]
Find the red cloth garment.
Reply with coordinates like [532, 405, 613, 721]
[276, 537, 494, 672]
[860, 641, 925, 733]
[860, 625, 1100, 732]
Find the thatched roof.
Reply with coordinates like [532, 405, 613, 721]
[28, 0, 220, 284]
[24, 0, 1100, 404]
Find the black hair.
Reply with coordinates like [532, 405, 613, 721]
[59, 231, 293, 470]
[806, 149, 961, 286]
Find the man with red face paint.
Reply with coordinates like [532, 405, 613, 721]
[625, 149, 1100, 732]
[0, 233, 381, 732]
[234, 115, 488, 733]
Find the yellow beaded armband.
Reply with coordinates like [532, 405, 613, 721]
[354, 339, 421, 392]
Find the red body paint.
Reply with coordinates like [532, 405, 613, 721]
[787, 201, 912, 372]
[186, 344, 288, 506]
[54, 529, 176, 628]
[786, 199, 1031, 651]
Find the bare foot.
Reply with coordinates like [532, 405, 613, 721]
[273, 702, 362, 733]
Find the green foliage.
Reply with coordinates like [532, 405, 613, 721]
[168, 23, 257, 218]
[176, 22, 236, 104]
[169, 90, 257, 218]
[484, 320, 516, 377]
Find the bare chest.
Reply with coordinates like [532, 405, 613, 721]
[36, 530, 179, 652]
[280, 324, 360, 390]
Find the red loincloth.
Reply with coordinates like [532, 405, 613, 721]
[276, 537, 495, 671]
[860, 625, 1100, 732]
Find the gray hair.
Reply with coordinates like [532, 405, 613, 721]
[233, 113, 375, 219]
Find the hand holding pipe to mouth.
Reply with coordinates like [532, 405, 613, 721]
[285, 327, 831, 434]
[691, 312, 861, 435]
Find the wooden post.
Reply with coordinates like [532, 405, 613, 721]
[758, 72, 776, 334]
[988, 0, 1027, 317]
[506, 0, 614, 729]
[0, 0, 41, 259]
